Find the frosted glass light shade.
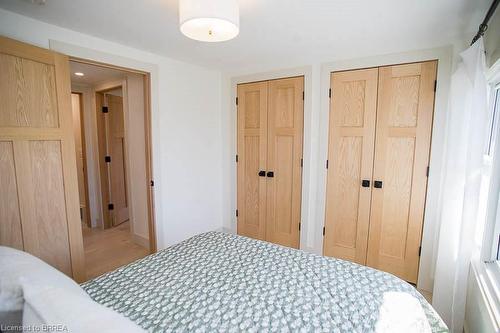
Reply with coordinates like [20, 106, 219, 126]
[179, 0, 239, 42]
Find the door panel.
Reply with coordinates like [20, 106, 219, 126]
[266, 77, 303, 248]
[0, 141, 23, 250]
[323, 68, 378, 264]
[0, 36, 84, 281]
[367, 61, 437, 283]
[0, 53, 59, 128]
[237, 82, 268, 240]
[16, 140, 72, 275]
[108, 94, 129, 226]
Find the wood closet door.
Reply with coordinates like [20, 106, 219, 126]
[266, 77, 304, 248]
[366, 61, 437, 283]
[107, 94, 129, 226]
[0, 36, 84, 281]
[237, 82, 268, 241]
[323, 69, 378, 264]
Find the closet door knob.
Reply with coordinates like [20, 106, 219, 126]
[258, 170, 266, 177]
[374, 180, 383, 188]
[361, 180, 370, 188]
[266, 171, 274, 178]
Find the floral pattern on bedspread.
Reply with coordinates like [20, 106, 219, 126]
[82, 232, 447, 332]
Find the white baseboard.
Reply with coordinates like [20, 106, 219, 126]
[133, 234, 149, 248]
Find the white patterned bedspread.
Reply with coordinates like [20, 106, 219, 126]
[82, 232, 447, 332]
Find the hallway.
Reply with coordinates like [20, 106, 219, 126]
[82, 222, 149, 280]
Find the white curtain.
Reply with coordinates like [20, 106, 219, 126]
[432, 38, 489, 332]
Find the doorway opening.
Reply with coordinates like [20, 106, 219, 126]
[69, 60, 155, 280]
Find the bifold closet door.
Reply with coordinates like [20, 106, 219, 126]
[265, 77, 304, 248]
[323, 69, 378, 264]
[0, 36, 84, 281]
[366, 61, 437, 283]
[237, 81, 268, 241]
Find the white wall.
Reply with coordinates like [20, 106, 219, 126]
[0, 8, 223, 249]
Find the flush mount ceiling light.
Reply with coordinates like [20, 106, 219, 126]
[74, 72, 84, 76]
[179, 0, 239, 42]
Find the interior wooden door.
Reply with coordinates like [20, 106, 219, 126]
[107, 94, 129, 226]
[95, 92, 112, 228]
[366, 61, 437, 283]
[0, 36, 84, 281]
[323, 68, 378, 264]
[265, 77, 304, 248]
[237, 81, 268, 241]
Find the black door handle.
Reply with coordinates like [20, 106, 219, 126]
[374, 180, 383, 188]
[266, 171, 274, 178]
[258, 170, 266, 177]
[361, 180, 370, 188]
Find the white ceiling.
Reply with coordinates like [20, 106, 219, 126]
[0, 0, 490, 71]
[70, 61, 125, 85]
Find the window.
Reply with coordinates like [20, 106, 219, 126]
[485, 86, 500, 261]
[487, 88, 500, 157]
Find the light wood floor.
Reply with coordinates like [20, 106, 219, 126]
[82, 221, 149, 281]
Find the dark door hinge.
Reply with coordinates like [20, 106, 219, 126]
[236, 154, 239, 163]
[108, 203, 114, 210]
[150, 180, 154, 187]
[323, 227, 325, 236]
[102, 106, 109, 113]
[236, 97, 238, 106]
[236, 209, 238, 217]
[329, 88, 332, 98]
[434, 80, 437, 92]
[418, 246, 422, 256]
[300, 158, 303, 167]
[299, 222, 301, 231]
[326, 160, 329, 169]
[302, 91, 305, 100]
[426, 166, 430, 177]
[105, 155, 111, 163]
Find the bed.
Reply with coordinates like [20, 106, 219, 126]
[82, 232, 447, 332]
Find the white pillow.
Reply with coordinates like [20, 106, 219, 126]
[0, 246, 88, 311]
[22, 283, 145, 333]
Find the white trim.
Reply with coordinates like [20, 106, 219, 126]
[49, 40, 161, 249]
[93, 79, 124, 92]
[482, 60, 500, 261]
[486, 58, 500, 84]
[229, 66, 317, 252]
[315, 46, 453, 292]
[133, 234, 150, 248]
[465, 260, 500, 332]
